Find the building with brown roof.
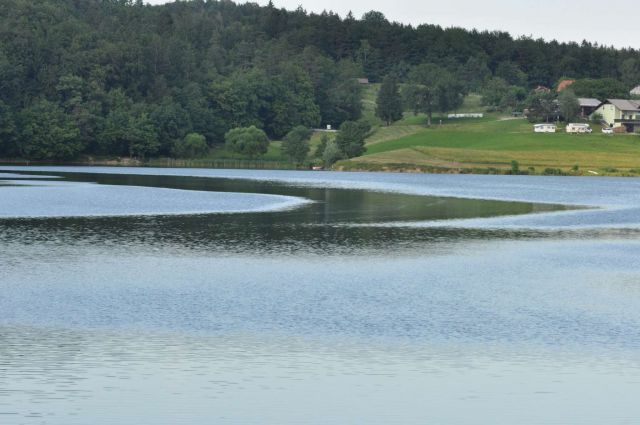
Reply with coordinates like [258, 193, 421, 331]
[556, 79, 575, 92]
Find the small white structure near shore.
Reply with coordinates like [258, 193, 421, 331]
[534, 123, 556, 133]
[448, 113, 483, 119]
[566, 123, 592, 134]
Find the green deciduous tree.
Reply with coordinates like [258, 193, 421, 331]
[177, 83, 224, 145]
[619, 58, 640, 89]
[482, 78, 527, 112]
[322, 139, 342, 167]
[209, 69, 269, 131]
[210, 65, 320, 139]
[459, 55, 491, 92]
[282, 125, 313, 165]
[481, 77, 511, 108]
[558, 89, 580, 122]
[436, 73, 465, 115]
[570, 78, 628, 99]
[335, 120, 370, 158]
[56, 74, 105, 154]
[404, 64, 442, 126]
[268, 65, 321, 138]
[404, 64, 462, 126]
[18, 100, 82, 160]
[375, 76, 403, 125]
[499, 86, 527, 112]
[0, 100, 17, 157]
[225, 126, 270, 159]
[98, 90, 159, 158]
[127, 112, 160, 159]
[526, 91, 558, 123]
[495, 61, 528, 87]
[298, 50, 362, 128]
[173, 133, 209, 158]
[150, 99, 193, 156]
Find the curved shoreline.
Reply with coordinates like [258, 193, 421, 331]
[2, 166, 639, 229]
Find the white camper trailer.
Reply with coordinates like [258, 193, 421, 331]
[566, 123, 592, 134]
[534, 124, 556, 133]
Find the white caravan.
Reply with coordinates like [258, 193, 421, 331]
[534, 124, 557, 133]
[566, 123, 592, 134]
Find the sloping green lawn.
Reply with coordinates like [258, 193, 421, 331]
[345, 116, 640, 174]
[366, 130, 639, 156]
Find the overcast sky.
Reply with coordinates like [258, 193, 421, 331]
[145, 0, 638, 49]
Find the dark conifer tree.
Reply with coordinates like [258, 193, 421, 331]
[375, 76, 404, 125]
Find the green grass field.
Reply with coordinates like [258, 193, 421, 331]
[337, 95, 640, 175]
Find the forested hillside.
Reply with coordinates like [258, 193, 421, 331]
[0, 0, 638, 161]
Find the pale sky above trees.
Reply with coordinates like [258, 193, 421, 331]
[145, 0, 638, 49]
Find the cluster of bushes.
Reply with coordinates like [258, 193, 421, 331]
[221, 119, 371, 168]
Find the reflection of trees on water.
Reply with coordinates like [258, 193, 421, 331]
[0, 172, 569, 255]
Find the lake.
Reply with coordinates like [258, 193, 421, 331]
[1, 166, 640, 424]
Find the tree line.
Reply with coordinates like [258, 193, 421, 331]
[0, 0, 638, 161]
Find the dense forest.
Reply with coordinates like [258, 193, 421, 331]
[0, 0, 639, 161]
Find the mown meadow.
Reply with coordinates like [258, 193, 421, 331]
[337, 87, 640, 176]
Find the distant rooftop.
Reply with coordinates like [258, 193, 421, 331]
[578, 98, 601, 107]
[557, 79, 575, 92]
[606, 99, 640, 111]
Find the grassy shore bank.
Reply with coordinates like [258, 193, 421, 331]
[337, 89, 640, 177]
[336, 116, 640, 176]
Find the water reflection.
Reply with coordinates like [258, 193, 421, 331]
[0, 170, 565, 222]
[0, 171, 568, 256]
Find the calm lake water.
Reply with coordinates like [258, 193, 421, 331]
[1, 166, 640, 424]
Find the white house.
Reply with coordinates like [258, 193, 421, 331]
[591, 99, 640, 133]
[630, 85, 640, 96]
[534, 124, 556, 133]
[566, 123, 592, 134]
